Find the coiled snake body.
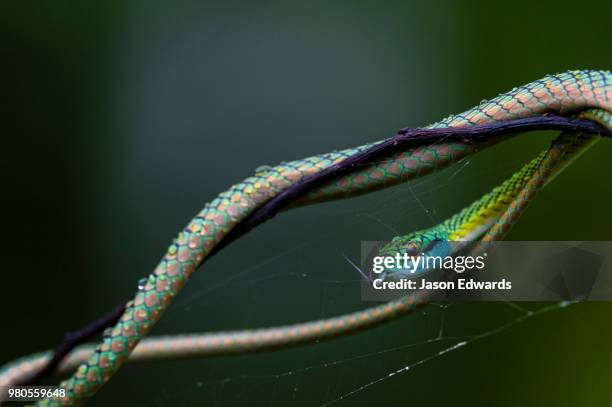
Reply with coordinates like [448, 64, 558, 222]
[1, 70, 610, 406]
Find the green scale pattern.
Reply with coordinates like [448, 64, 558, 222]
[23, 70, 611, 405]
[3, 114, 610, 391]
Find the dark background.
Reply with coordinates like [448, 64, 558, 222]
[3, 1, 612, 406]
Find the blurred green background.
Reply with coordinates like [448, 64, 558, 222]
[3, 1, 612, 406]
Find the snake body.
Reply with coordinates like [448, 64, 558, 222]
[379, 109, 611, 273]
[3, 110, 611, 390]
[1, 70, 610, 406]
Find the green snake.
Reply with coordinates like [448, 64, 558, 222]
[1, 70, 610, 406]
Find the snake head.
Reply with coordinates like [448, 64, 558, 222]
[375, 228, 450, 281]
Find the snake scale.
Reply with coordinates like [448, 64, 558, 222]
[1, 70, 610, 406]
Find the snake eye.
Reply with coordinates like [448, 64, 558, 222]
[406, 241, 420, 254]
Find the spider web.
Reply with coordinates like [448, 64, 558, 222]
[92, 136, 612, 407]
